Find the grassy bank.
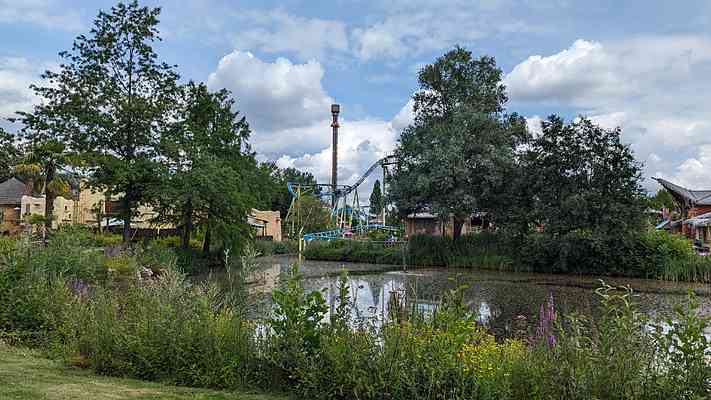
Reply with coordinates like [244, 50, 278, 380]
[0, 344, 282, 400]
[1, 226, 709, 400]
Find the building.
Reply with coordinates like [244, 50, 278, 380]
[20, 195, 76, 227]
[403, 212, 488, 238]
[0, 178, 29, 235]
[249, 209, 282, 241]
[654, 178, 711, 245]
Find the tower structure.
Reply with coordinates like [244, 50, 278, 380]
[331, 103, 340, 207]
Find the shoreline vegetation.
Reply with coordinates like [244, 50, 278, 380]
[302, 231, 711, 284]
[1, 226, 709, 400]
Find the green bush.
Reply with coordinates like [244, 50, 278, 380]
[514, 284, 710, 399]
[518, 229, 711, 282]
[92, 233, 123, 247]
[408, 232, 513, 269]
[0, 254, 77, 346]
[303, 240, 404, 265]
[0, 236, 16, 258]
[253, 239, 297, 257]
[63, 269, 261, 388]
[1, 233, 709, 399]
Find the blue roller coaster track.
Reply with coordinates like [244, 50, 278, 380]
[286, 155, 400, 240]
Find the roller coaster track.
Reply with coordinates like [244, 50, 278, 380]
[287, 155, 397, 200]
[303, 223, 400, 241]
[286, 155, 400, 240]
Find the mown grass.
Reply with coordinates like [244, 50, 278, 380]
[0, 344, 283, 400]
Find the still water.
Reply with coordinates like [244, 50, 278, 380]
[208, 255, 711, 338]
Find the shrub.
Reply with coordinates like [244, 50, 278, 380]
[253, 239, 296, 257]
[303, 240, 404, 265]
[0, 236, 16, 258]
[63, 268, 262, 389]
[92, 233, 123, 247]
[408, 232, 513, 269]
[0, 254, 77, 346]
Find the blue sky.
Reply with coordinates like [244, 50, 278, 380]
[2, 0, 711, 198]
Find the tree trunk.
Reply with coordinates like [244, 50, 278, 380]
[122, 195, 132, 244]
[43, 164, 56, 232]
[452, 216, 464, 240]
[202, 221, 211, 255]
[180, 199, 193, 250]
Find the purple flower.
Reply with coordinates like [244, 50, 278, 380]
[531, 293, 557, 347]
[68, 278, 89, 299]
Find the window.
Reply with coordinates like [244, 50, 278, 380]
[25, 204, 30, 214]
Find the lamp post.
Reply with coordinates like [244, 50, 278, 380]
[331, 104, 340, 208]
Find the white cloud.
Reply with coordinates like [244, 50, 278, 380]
[273, 113, 407, 202]
[351, 1, 542, 62]
[505, 36, 711, 190]
[206, 50, 414, 201]
[0, 0, 82, 30]
[207, 51, 334, 136]
[0, 57, 48, 119]
[231, 9, 349, 61]
[656, 145, 711, 189]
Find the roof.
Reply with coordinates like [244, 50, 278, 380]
[686, 211, 711, 227]
[0, 178, 28, 205]
[653, 178, 711, 207]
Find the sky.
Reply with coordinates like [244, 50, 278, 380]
[2, 0, 711, 202]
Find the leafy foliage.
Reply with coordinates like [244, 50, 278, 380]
[263, 164, 319, 219]
[515, 115, 646, 236]
[30, 1, 181, 242]
[153, 82, 255, 252]
[390, 47, 528, 238]
[647, 188, 675, 211]
[369, 179, 383, 216]
[0, 128, 20, 182]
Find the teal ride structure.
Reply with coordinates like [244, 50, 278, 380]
[285, 155, 400, 241]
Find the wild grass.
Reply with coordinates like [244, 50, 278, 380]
[1, 228, 709, 399]
[0, 344, 282, 400]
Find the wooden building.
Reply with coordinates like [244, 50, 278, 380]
[403, 212, 488, 238]
[654, 178, 711, 245]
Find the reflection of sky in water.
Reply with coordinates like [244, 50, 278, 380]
[303, 272, 711, 339]
[205, 256, 711, 339]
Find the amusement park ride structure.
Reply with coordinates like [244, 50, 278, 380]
[285, 103, 401, 241]
[285, 155, 399, 241]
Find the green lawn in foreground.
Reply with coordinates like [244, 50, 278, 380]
[0, 345, 284, 400]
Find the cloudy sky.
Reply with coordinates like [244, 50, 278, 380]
[2, 0, 711, 200]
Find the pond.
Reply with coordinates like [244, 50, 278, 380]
[201, 255, 711, 339]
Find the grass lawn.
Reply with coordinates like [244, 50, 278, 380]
[0, 344, 284, 400]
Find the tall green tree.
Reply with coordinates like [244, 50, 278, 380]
[521, 115, 646, 235]
[0, 128, 19, 182]
[30, 1, 180, 242]
[369, 179, 383, 217]
[389, 47, 528, 238]
[154, 82, 254, 252]
[647, 189, 675, 211]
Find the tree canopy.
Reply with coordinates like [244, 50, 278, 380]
[0, 128, 19, 182]
[518, 115, 646, 235]
[32, 1, 180, 242]
[369, 179, 383, 217]
[389, 47, 528, 238]
[153, 82, 254, 251]
[647, 189, 675, 211]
